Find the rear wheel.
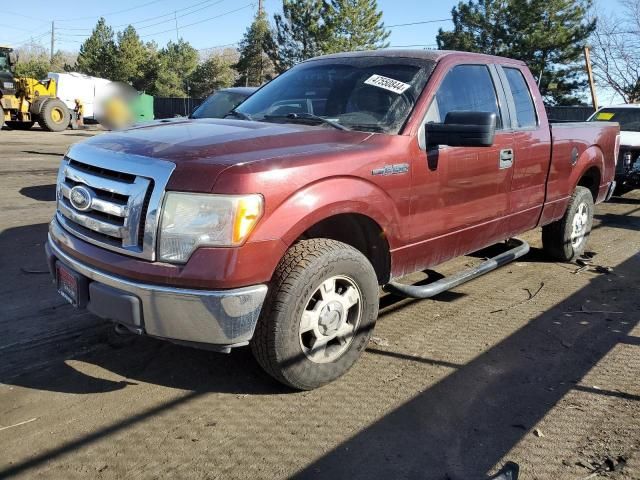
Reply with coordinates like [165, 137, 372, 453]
[542, 186, 594, 262]
[251, 239, 379, 390]
[38, 98, 70, 132]
[6, 121, 34, 130]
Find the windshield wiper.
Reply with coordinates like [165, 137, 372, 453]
[264, 113, 350, 131]
[226, 109, 253, 121]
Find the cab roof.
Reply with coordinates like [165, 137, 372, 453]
[306, 49, 526, 66]
[599, 104, 640, 109]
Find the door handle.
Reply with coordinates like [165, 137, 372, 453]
[499, 149, 514, 169]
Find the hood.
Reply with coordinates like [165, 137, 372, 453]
[620, 130, 640, 148]
[79, 118, 372, 192]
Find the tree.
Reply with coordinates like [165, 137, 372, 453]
[590, 0, 640, 103]
[153, 39, 198, 97]
[14, 44, 75, 78]
[113, 26, 148, 89]
[269, 0, 332, 73]
[76, 17, 117, 78]
[14, 44, 50, 79]
[324, 0, 390, 53]
[436, 0, 596, 105]
[189, 50, 237, 97]
[236, 9, 275, 86]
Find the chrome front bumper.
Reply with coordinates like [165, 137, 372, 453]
[46, 235, 268, 349]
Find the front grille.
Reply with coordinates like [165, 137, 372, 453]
[55, 146, 175, 261]
[58, 159, 151, 248]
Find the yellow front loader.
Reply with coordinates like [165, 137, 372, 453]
[0, 46, 70, 132]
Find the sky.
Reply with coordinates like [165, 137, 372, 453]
[0, 0, 625, 103]
[0, 0, 475, 52]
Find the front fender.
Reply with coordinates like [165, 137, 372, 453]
[251, 176, 403, 250]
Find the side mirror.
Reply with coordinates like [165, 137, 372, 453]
[8, 52, 17, 65]
[426, 111, 496, 147]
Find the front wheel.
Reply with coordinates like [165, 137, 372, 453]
[38, 98, 70, 132]
[542, 186, 594, 262]
[251, 239, 379, 390]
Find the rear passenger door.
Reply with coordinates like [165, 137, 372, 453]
[410, 63, 514, 265]
[496, 65, 552, 235]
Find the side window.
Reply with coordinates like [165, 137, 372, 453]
[427, 64, 502, 129]
[503, 67, 537, 128]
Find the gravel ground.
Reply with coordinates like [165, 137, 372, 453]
[0, 127, 638, 480]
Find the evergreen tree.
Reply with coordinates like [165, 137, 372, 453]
[113, 26, 148, 89]
[236, 9, 275, 86]
[270, 0, 331, 73]
[76, 18, 117, 78]
[189, 51, 237, 97]
[436, 0, 595, 105]
[324, 0, 390, 53]
[153, 39, 198, 97]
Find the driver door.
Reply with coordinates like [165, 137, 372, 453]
[408, 63, 514, 270]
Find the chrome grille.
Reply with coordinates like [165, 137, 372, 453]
[55, 143, 175, 261]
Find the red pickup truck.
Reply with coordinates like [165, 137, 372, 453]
[46, 50, 619, 390]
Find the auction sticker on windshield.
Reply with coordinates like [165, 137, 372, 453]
[596, 112, 615, 120]
[364, 75, 411, 94]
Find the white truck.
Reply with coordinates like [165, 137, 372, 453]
[589, 104, 640, 195]
[47, 72, 112, 122]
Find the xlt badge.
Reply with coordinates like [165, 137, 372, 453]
[372, 164, 409, 176]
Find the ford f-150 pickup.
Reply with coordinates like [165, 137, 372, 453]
[46, 50, 619, 390]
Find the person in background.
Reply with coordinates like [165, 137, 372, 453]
[74, 99, 84, 129]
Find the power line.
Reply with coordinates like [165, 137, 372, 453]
[56, 0, 227, 32]
[57, 0, 230, 36]
[54, 4, 253, 47]
[139, 3, 255, 38]
[3, 9, 47, 22]
[55, 0, 171, 23]
[386, 18, 452, 28]
[11, 31, 52, 47]
[0, 23, 45, 33]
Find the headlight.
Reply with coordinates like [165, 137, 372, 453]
[158, 193, 263, 263]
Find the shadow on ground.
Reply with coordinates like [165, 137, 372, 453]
[19, 184, 57, 202]
[292, 253, 639, 479]
[0, 210, 638, 478]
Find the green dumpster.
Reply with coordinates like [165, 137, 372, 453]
[131, 92, 154, 123]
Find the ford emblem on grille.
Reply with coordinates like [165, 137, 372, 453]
[69, 185, 94, 212]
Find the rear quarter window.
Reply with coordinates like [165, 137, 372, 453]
[503, 67, 537, 128]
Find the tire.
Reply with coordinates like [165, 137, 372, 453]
[38, 98, 70, 132]
[542, 186, 594, 262]
[6, 121, 34, 130]
[251, 239, 379, 390]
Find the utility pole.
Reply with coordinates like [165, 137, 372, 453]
[50, 20, 55, 64]
[258, 0, 263, 13]
[583, 45, 598, 111]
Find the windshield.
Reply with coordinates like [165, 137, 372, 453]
[590, 108, 640, 132]
[235, 56, 434, 134]
[0, 52, 9, 73]
[191, 91, 250, 119]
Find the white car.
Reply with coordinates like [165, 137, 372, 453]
[589, 104, 640, 195]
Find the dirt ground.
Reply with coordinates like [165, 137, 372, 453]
[0, 126, 638, 480]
